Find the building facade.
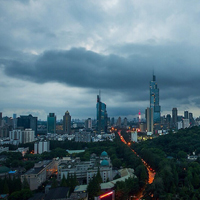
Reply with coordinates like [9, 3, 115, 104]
[17, 115, 37, 136]
[172, 108, 178, 129]
[34, 141, 50, 154]
[150, 75, 161, 123]
[47, 113, 56, 134]
[96, 95, 108, 134]
[63, 111, 71, 134]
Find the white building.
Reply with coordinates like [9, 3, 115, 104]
[34, 141, 50, 154]
[131, 131, 137, 142]
[177, 121, 183, 130]
[9, 129, 35, 144]
[183, 119, 190, 129]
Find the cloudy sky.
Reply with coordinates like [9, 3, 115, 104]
[1, 0, 200, 120]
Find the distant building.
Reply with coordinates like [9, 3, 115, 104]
[34, 141, 50, 154]
[9, 128, 35, 144]
[146, 107, 153, 133]
[131, 131, 137, 142]
[47, 113, 56, 134]
[75, 131, 91, 142]
[85, 118, 92, 129]
[116, 117, 121, 128]
[17, 115, 37, 136]
[13, 114, 17, 129]
[166, 114, 171, 129]
[189, 112, 195, 126]
[172, 108, 178, 129]
[150, 75, 161, 123]
[0, 112, 2, 127]
[177, 121, 183, 130]
[184, 111, 189, 119]
[96, 94, 107, 134]
[123, 117, 128, 127]
[183, 119, 190, 129]
[63, 111, 71, 134]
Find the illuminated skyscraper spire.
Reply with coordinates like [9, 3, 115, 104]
[138, 110, 141, 123]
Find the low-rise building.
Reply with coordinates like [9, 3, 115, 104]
[21, 160, 56, 190]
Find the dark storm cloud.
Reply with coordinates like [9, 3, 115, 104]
[3, 44, 200, 104]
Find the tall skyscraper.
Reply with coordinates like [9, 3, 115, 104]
[96, 94, 107, 134]
[146, 107, 154, 133]
[63, 111, 71, 134]
[184, 111, 189, 119]
[172, 108, 178, 129]
[150, 75, 161, 123]
[0, 112, 2, 127]
[13, 114, 17, 129]
[47, 113, 56, 134]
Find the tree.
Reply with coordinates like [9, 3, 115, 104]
[51, 177, 58, 188]
[60, 174, 67, 187]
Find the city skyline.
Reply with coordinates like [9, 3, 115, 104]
[1, 1, 200, 120]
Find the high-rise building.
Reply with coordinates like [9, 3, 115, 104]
[116, 117, 121, 128]
[166, 114, 171, 129]
[189, 113, 195, 126]
[183, 119, 190, 129]
[146, 107, 154, 133]
[85, 118, 92, 129]
[0, 112, 2, 127]
[150, 75, 161, 123]
[172, 108, 178, 129]
[96, 94, 107, 134]
[17, 115, 37, 136]
[123, 117, 128, 127]
[13, 114, 17, 129]
[47, 113, 56, 134]
[184, 111, 189, 119]
[63, 111, 71, 134]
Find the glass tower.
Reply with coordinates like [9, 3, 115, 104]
[96, 95, 107, 134]
[150, 75, 161, 123]
[47, 113, 56, 134]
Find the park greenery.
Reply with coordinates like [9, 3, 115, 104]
[0, 175, 33, 200]
[125, 126, 200, 200]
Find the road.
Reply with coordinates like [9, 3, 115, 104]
[118, 131, 156, 199]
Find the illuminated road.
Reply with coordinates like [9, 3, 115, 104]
[118, 131, 156, 199]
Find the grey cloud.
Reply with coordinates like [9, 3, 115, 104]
[3, 44, 200, 105]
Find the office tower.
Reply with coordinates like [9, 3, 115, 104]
[47, 113, 56, 134]
[111, 117, 115, 126]
[172, 108, 178, 129]
[85, 118, 92, 129]
[166, 114, 171, 129]
[183, 119, 190, 129]
[150, 75, 161, 123]
[0, 112, 2, 126]
[13, 114, 17, 129]
[96, 94, 107, 134]
[189, 113, 195, 126]
[63, 111, 71, 134]
[184, 111, 189, 119]
[146, 107, 154, 133]
[116, 117, 121, 127]
[17, 115, 37, 135]
[123, 117, 128, 127]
